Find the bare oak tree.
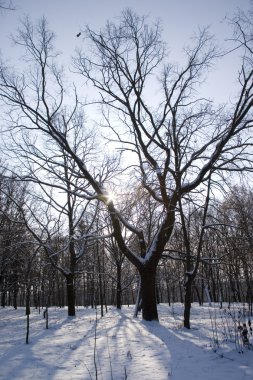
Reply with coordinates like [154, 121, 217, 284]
[0, 10, 253, 320]
[72, 10, 253, 320]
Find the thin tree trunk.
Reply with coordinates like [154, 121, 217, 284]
[99, 271, 104, 317]
[184, 278, 193, 329]
[166, 279, 171, 306]
[25, 285, 30, 344]
[1, 289, 6, 307]
[13, 283, 18, 310]
[134, 277, 141, 317]
[97, 253, 104, 317]
[66, 274, 75, 316]
[116, 264, 122, 309]
[194, 284, 202, 306]
[26, 314, 30, 344]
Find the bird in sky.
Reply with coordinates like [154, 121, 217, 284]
[76, 32, 81, 37]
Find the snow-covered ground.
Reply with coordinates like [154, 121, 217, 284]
[0, 303, 252, 379]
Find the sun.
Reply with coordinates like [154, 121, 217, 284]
[98, 190, 117, 204]
[105, 190, 117, 204]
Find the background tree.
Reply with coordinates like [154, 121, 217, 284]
[164, 177, 212, 328]
[218, 186, 253, 312]
[0, 174, 28, 308]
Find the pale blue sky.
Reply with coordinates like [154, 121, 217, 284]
[0, 0, 251, 102]
[1, 0, 250, 50]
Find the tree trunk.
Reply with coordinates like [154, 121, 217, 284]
[26, 286, 31, 316]
[12, 270, 18, 309]
[184, 278, 193, 329]
[166, 279, 171, 306]
[1, 288, 6, 307]
[194, 284, 202, 306]
[116, 264, 122, 309]
[98, 271, 104, 317]
[25, 284, 30, 344]
[66, 274, 75, 316]
[26, 314, 30, 344]
[140, 267, 158, 321]
[156, 282, 160, 304]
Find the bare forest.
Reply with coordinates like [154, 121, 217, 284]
[0, 6, 253, 332]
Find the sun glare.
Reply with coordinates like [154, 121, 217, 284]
[106, 190, 116, 203]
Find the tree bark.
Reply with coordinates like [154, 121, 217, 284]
[140, 267, 158, 321]
[25, 284, 30, 344]
[184, 278, 193, 329]
[194, 284, 202, 306]
[1, 288, 6, 307]
[116, 264, 122, 309]
[66, 274, 75, 316]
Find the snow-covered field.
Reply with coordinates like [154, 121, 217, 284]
[0, 303, 252, 380]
